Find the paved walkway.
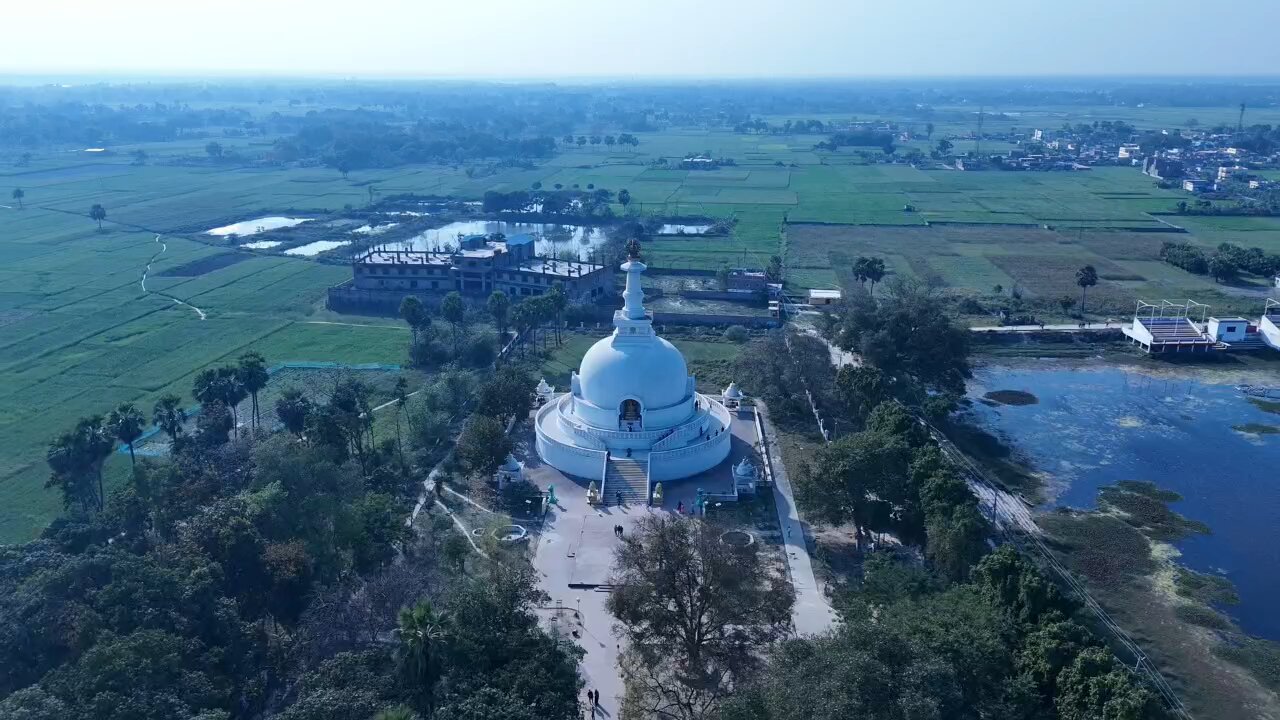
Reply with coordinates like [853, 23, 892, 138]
[969, 321, 1125, 333]
[755, 402, 837, 636]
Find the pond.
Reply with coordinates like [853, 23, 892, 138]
[380, 220, 607, 259]
[206, 216, 310, 237]
[657, 224, 713, 235]
[967, 362, 1280, 640]
[351, 222, 400, 235]
[283, 240, 350, 256]
[240, 240, 281, 249]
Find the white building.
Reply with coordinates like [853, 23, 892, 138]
[534, 256, 733, 502]
[1207, 317, 1249, 343]
[808, 289, 842, 306]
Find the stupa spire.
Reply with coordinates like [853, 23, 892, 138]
[620, 256, 647, 320]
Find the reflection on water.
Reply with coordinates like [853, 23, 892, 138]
[968, 363, 1280, 640]
[207, 216, 310, 236]
[240, 240, 281, 249]
[283, 240, 350, 256]
[379, 220, 604, 259]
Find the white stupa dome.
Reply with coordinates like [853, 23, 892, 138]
[578, 334, 689, 410]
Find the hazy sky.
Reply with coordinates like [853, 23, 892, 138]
[5, 0, 1278, 79]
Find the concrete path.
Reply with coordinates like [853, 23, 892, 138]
[755, 402, 837, 636]
[969, 321, 1125, 333]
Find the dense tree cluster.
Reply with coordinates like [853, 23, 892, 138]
[1160, 240, 1280, 283]
[833, 278, 971, 398]
[724, 547, 1169, 720]
[798, 395, 988, 582]
[3, 335, 581, 719]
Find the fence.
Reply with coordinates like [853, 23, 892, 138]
[776, 331, 1191, 718]
[922, 415, 1192, 719]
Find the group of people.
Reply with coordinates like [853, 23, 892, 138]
[612, 524, 625, 538]
[585, 689, 602, 715]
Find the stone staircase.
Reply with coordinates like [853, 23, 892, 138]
[604, 458, 649, 506]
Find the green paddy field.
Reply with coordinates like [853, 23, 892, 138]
[1, 107, 1277, 540]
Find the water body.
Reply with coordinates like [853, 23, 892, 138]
[351, 222, 400, 235]
[206, 216, 311, 237]
[657, 224, 712, 235]
[380, 220, 605, 258]
[968, 362, 1280, 640]
[283, 240, 350, 256]
[239, 240, 281, 249]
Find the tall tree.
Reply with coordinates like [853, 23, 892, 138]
[45, 415, 113, 512]
[863, 256, 886, 295]
[440, 291, 466, 359]
[89, 203, 107, 229]
[107, 403, 146, 468]
[486, 290, 511, 347]
[237, 351, 269, 430]
[393, 376, 409, 465]
[608, 515, 795, 719]
[275, 387, 313, 436]
[400, 296, 429, 345]
[152, 394, 186, 445]
[456, 415, 512, 478]
[511, 301, 534, 358]
[618, 188, 632, 212]
[10, 187, 23, 209]
[1075, 265, 1098, 314]
[547, 284, 567, 346]
[397, 600, 449, 713]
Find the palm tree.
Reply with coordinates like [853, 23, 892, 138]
[440, 291, 466, 358]
[152, 395, 186, 445]
[487, 290, 511, 347]
[107, 403, 146, 468]
[1075, 265, 1098, 315]
[46, 416, 114, 512]
[618, 188, 631, 212]
[547, 284, 567, 346]
[275, 388, 312, 436]
[512, 302, 533, 358]
[193, 366, 246, 438]
[11, 187, 23, 209]
[237, 352, 269, 430]
[89, 203, 107, 229]
[864, 257, 886, 296]
[397, 600, 449, 711]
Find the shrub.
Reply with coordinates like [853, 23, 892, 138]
[723, 325, 749, 343]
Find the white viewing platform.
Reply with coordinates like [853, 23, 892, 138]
[534, 256, 732, 497]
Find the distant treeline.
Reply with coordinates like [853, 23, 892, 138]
[272, 116, 558, 171]
[0, 103, 251, 147]
[816, 129, 898, 151]
[1160, 240, 1280, 283]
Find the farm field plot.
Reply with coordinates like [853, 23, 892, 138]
[0, 158, 432, 542]
[1, 115, 1275, 541]
[784, 223, 1269, 318]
